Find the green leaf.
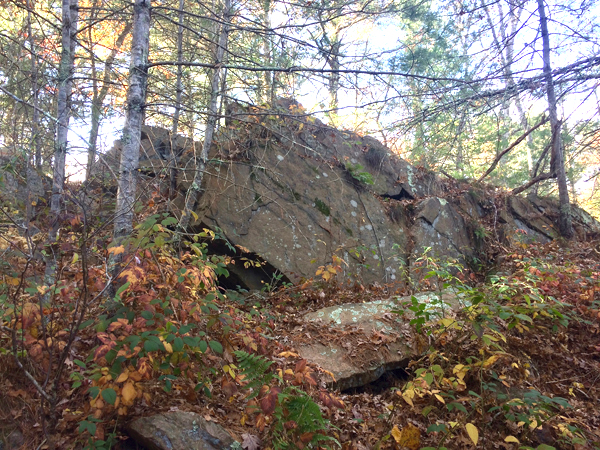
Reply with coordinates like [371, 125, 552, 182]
[141, 311, 154, 320]
[144, 339, 160, 353]
[115, 281, 130, 299]
[125, 335, 141, 347]
[183, 336, 199, 347]
[179, 324, 194, 334]
[199, 340, 208, 353]
[78, 319, 95, 330]
[161, 217, 178, 226]
[514, 314, 533, 323]
[427, 424, 447, 433]
[424, 372, 434, 386]
[89, 386, 100, 399]
[78, 420, 96, 436]
[447, 402, 467, 413]
[209, 340, 223, 354]
[101, 388, 117, 405]
[173, 337, 184, 352]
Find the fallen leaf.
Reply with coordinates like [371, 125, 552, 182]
[391, 423, 420, 450]
[465, 423, 479, 445]
[241, 433, 261, 450]
[107, 246, 125, 256]
[121, 382, 136, 405]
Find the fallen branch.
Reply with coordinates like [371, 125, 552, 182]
[511, 171, 555, 195]
[478, 116, 548, 183]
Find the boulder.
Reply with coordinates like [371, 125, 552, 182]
[106, 101, 600, 288]
[296, 290, 463, 391]
[127, 411, 236, 450]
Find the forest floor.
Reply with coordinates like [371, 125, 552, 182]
[1, 219, 599, 449]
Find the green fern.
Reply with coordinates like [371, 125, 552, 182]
[273, 387, 339, 450]
[234, 350, 274, 398]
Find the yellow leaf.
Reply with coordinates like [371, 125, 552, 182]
[107, 245, 125, 256]
[278, 351, 299, 358]
[36, 285, 48, 295]
[321, 369, 336, 382]
[401, 388, 415, 407]
[392, 424, 420, 450]
[391, 425, 402, 441]
[163, 341, 173, 353]
[439, 318, 455, 327]
[191, 211, 199, 221]
[6, 277, 20, 286]
[115, 372, 129, 383]
[483, 355, 501, 368]
[504, 436, 520, 443]
[71, 253, 79, 265]
[434, 394, 445, 404]
[465, 423, 479, 445]
[121, 382, 136, 405]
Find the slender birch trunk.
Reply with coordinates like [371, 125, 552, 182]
[44, 0, 78, 297]
[169, 0, 185, 198]
[26, 0, 42, 172]
[177, 0, 232, 236]
[113, 0, 151, 243]
[25, 0, 41, 229]
[536, 0, 573, 238]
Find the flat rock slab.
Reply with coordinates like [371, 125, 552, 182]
[127, 411, 236, 450]
[297, 290, 462, 391]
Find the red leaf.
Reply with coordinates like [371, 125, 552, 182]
[221, 378, 238, 397]
[295, 359, 307, 373]
[259, 386, 281, 415]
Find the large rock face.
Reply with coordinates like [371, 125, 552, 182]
[109, 102, 600, 287]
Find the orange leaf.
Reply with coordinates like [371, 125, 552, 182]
[121, 382, 136, 406]
[107, 246, 125, 256]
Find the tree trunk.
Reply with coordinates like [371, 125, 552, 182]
[26, 0, 43, 172]
[169, 0, 185, 199]
[113, 0, 151, 243]
[536, 0, 573, 238]
[177, 0, 232, 237]
[25, 0, 41, 229]
[44, 0, 78, 298]
[260, 0, 273, 104]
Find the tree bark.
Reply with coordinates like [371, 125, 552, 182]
[177, 0, 232, 237]
[536, 0, 573, 238]
[26, 0, 43, 172]
[25, 0, 41, 229]
[113, 0, 152, 243]
[44, 0, 78, 298]
[169, 0, 185, 199]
